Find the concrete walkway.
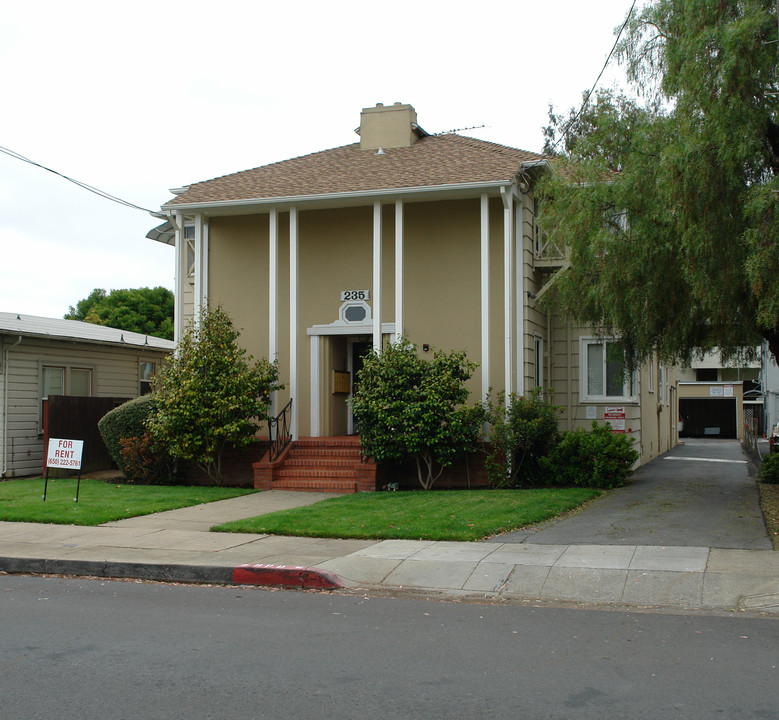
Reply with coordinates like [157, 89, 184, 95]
[1, 441, 778, 613]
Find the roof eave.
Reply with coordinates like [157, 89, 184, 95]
[0, 328, 173, 351]
[161, 179, 519, 215]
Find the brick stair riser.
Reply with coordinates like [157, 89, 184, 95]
[284, 459, 362, 470]
[276, 468, 362, 479]
[295, 441, 361, 450]
[290, 448, 360, 462]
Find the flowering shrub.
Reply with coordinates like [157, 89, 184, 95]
[540, 421, 639, 488]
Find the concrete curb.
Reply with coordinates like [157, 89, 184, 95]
[0, 557, 345, 590]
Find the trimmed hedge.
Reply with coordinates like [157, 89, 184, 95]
[98, 395, 158, 473]
[540, 421, 639, 489]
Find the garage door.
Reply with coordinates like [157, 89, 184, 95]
[679, 398, 737, 438]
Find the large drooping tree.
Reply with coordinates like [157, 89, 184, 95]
[539, 0, 779, 364]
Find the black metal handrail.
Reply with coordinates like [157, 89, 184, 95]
[268, 398, 293, 462]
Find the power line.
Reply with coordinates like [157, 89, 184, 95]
[549, 0, 638, 155]
[0, 143, 155, 214]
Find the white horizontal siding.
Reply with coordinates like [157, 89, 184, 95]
[1, 336, 170, 478]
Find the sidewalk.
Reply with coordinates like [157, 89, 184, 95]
[1, 490, 778, 613]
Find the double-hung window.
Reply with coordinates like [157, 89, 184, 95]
[580, 338, 636, 402]
[139, 361, 156, 395]
[42, 366, 92, 398]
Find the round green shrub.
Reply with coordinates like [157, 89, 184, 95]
[541, 421, 639, 489]
[760, 453, 779, 484]
[98, 395, 158, 472]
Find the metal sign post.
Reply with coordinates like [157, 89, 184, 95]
[43, 438, 85, 502]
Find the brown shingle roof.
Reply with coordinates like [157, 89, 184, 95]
[164, 134, 545, 207]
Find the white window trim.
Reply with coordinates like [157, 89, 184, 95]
[139, 359, 157, 395]
[579, 337, 637, 403]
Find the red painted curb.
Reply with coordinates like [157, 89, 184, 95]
[233, 563, 345, 589]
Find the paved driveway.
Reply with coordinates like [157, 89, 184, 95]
[488, 439, 771, 550]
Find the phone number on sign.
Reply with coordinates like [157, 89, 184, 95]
[48, 459, 81, 468]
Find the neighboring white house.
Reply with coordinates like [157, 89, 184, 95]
[0, 313, 173, 478]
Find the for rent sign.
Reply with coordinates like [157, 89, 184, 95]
[46, 438, 84, 469]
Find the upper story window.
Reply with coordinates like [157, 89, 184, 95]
[580, 338, 636, 402]
[183, 224, 195, 277]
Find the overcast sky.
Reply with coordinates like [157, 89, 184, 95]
[0, 0, 639, 320]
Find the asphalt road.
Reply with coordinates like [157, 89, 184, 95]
[2, 575, 777, 719]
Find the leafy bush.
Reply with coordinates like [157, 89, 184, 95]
[541, 421, 639, 488]
[98, 395, 158, 473]
[483, 389, 561, 487]
[350, 339, 483, 490]
[118, 432, 178, 485]
[761, 453, 779, 484]
[147, 305, 282, 485]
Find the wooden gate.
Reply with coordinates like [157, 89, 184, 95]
[43, 396, 130, 474]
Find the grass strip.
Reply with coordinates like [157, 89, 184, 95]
[213, 488, 601, 541]
[0, 477, 256, 526]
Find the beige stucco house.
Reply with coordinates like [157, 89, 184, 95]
[149, 102, 678, 490]
[0, 313, 173, 478]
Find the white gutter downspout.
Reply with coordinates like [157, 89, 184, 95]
[515, 188, 526, 398]
[480, 194, 490, 406]
[2, 335, 22, 477]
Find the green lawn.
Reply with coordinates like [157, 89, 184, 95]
[213, 488, 601, 541]
[0, 477, 256, 526]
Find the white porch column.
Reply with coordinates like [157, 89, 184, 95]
[480, 193, 490, 401]
[394, 200, 404, 342]
[202, 218, 209, 307]
[193, 214, 203, 320]
[501, 188, 514, 397]
[269, 208, 279, 415]
[309, 335, 320, 437]
[289, 206, 299, 439]
[372, 201, 382, 353]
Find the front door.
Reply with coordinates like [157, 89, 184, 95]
[348, 340, 373, 435]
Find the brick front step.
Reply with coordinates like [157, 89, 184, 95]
[253, 436, 376, 493]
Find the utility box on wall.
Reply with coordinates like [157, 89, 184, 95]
[332, 371, 351, 394]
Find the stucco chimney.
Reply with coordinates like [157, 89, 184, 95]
[357, 102, 423, 150]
